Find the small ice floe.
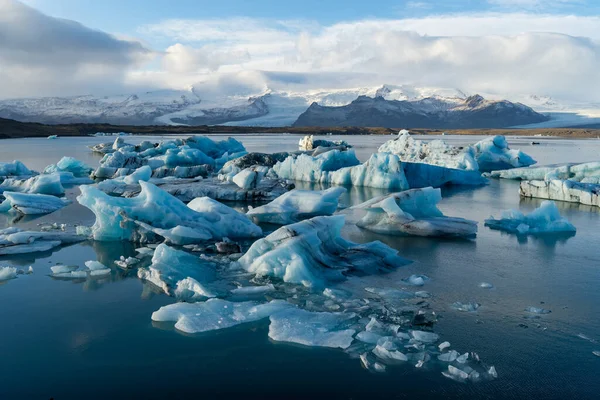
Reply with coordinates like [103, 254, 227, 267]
[84, 261, 111, 277]
[40, 223, 67, 232]
[47, 135, 58, 139]
[403, 274, 429, 286]
[135, 247, 155, 257]
[410, 330, 439, 343]
[0, 173, 65, 196]
[27, 266, 33, 274]
[114, 256, 140, 269]
[231, 284, 275, 296]
[43, 156, 93, 180]
[351, 188, 478, 237]
[485, 201, 576, 236]
[525, 306, 551, 314]
[0, 227, 86, 256]
[0, 266, 18, 281]
[593, 351, 600, 357]
[237, 215, 410, 288]
[268, 308, 357, 349]
[452, 302, 481, 312]
[360, 353, 386, 373]
[151, 299, 293, 334]
[479, 282, 494, 289]
[577, 333, 597, 343]
[246, 187, 346, 225]
[438, 341, 451, 351]
[50, 265, 88, 279]
[0, 192, 70, 215]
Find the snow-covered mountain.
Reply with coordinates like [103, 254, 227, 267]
[293, 94, 549, 128]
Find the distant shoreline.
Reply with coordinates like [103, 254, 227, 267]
[1, 117, 599, 139]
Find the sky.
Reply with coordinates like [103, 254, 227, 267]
[2, 0, 600, 102]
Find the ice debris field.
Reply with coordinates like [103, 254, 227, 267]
[1, 130, 594, 383]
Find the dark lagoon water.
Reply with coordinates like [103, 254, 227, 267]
[0, 134, 599, 399]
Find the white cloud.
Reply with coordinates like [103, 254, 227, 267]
[0, 0, 151, 98]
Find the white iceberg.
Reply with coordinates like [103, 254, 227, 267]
[246, 187, 346, 225]
[485, 201, 576, 235]
[274, 150, 409, 190]
[0, 228, 86, 255]
[77, 182, 262, 242]
[137, 244, 217, 299]
[378, 131, 478, 170]
[298, 135, 351, 151]
[0, 192, 70, 215]
[237, 215, 410, 288]
[268, 308, 357, 349]
[487, 162, 600, 183]
[0, 173, 65, 195]
[351, 187, 478, 237]
[0, 266, 18, 281]
[520, 180, 600, 208]
[151, 299, 293, 334]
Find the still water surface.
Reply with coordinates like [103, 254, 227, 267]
[0, 134, 599, 399]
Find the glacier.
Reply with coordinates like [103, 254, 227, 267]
[77, 181, 262, 242]
[246, 187, 346, 225]
[485, 201, 576, 235]
[349, 187, 478, 237]
[0, 192, 70, 215]
[237, 215, 410, 288]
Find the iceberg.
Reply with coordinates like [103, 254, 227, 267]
[471, 136, 536, 172]
[274, 151, 409, 190]
[246, 187, 346, 225]
[84, 261, 111, 277]
[0, 228, 86, 255]
[151, 299, 293, 334]
[488, 162, 600, 183]
[378, 131, 478, 171]
[350, 187, 478, 237]
[77, 182, 262, 242]
[237, 215, 410, 288]
[402, 162, 487, 188]
[220, 152, 295, 172]
[231, 166, 269, 189]
[43, 157, 93, 178]
[0, 173, 65, 195]
[298, 135, 351, 151]
[485, 201, 576, 235]
[0, 266, 18, 281]
[379, 132, 535, 173]
[520, 180, 600, 208]
[0, 160, 35, 179]
[268, 308, 357, 349]
[0, 192, 70, 215]
[137, 244, 218, 299]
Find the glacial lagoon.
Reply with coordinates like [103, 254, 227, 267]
[0, 134, 599, 399]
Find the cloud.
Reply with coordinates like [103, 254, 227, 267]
[487, 0, 585, 11]
[135, 13, 600, 102]
[0, 0, 151, 98]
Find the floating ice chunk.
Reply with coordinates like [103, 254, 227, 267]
[488, 366, 498, 378]
[231, 167, 269, 189]
[84, 260, 111, 276]
[525, 306, 551, 314]
[114, 256, 140, 269]
[442, 365, 470, 382]
[27, 266, 33, 274]
[43, 157, 93, 178]
[0, 266, 18, 281]
[373, 345, 408, 362]
[438, 350, 460, 362]
[124, 165, 152, 184]
[238, 215, 410, 288]
[274, 150, 409, 190]
[77, 182, 261, 241]
[402, 162, 487, 188]
[451, 302, 481, 312]
[471, 136, 536, 172]
[404, 274, 428, 286]
[247, 187, 346, 225]
[378, 131, 479, 171]
[356, 331, 383, 344]
[231, 284, 275, 295]
[593, 351, 600, 357]
[0, 160, 35, 179]
[479, 282, 494, 289]
[135, 247, 155, 257]
[50, 264, 87, 279]
[520, 179, 600, 208]
[138, 244, 217, 299]
[323, 287, 352, 301]
[0, 228, 85, 255]
[268, 308, 357, 349]
[576, 333, 597, 343]
[298, 135, 351, 151]
[151, 299, 292, 334]
[485, 201, 576, 235]
[0, 173, 65, 195]
[438, 341, 451, 351]
[0, 192, 70, 215]
[410, 330, 439, 343]
[365, 287, 415, 299]
[488, 162, 600, 182]
[456, 352, 469, 363]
